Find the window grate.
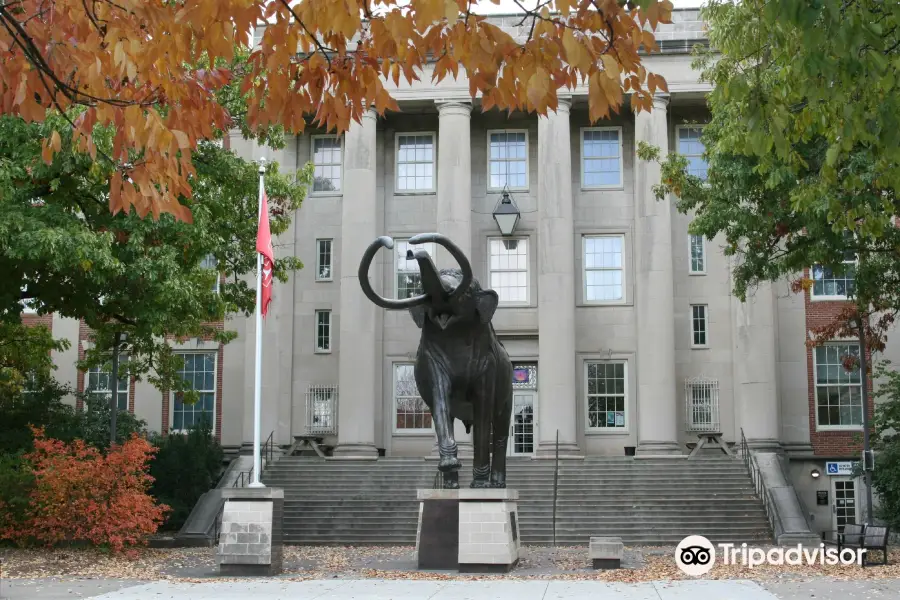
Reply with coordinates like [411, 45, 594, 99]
[685, 376, 719, 432]
[306, 384, 337, 435]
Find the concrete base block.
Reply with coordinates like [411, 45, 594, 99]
[592, 558, 621, 569]
[414, 488, 521, 573]
[590, 536, 624, 570]
[216, 487, 284, 576]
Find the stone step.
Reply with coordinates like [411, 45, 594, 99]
[265, 455, 770, 546]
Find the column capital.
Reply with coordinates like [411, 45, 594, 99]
[651, 94, 670, 111]
[360, 107, 379, 123]
[555, 95, 572, 112]
[435, 99, 472, 117]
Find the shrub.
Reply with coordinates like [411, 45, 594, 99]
[0, 379, 80, 454]
[74, 392, 148, 451]
[3, 427, 169, 552]
[149, 419, 224, 530]
[0, 451, 33, 532]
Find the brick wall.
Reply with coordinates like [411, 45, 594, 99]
[21, 313, 53, 330]
[804, 268, 873, 457]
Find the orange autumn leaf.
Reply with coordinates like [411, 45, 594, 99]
[1, 0, 672, 220]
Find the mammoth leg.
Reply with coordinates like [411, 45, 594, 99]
[470, 387, 492, 488]
[417, 363, 460, 488]
[490, 366, 514, 488]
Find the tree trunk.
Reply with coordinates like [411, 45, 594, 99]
[110, 331, 122, 445]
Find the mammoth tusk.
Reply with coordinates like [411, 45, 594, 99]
[358, 236, 429, 309]
[407, 233, 473, 300]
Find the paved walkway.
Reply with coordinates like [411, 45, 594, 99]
[0, 578, 786, 600]
[6, 577, 900, 599]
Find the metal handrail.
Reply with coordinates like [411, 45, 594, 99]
[552, 429, 559, 547]
[232, 430, 275, 487]
[739, 427, 784, 540]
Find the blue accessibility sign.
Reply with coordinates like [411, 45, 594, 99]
[825, 461, 854, 475]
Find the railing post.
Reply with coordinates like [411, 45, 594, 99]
[552, 429, 559, 547]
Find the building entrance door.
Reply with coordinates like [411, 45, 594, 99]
[508, 391, 536, 456]
[508, 363, 537, 456]
[831, 477, 860, 532]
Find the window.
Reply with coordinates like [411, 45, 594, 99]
[583, 235, 624, 303]
[586, 361, 627, 429]
[394, 363, 432, 431]
[689, 234, 706, 274]
[20, 285, 36, 313]
[395, 239, 437, 298]
[396, 133, 435, 192]
[200, 254, 220, 293]
[691, 305, 708, 348]
[315, 310, 331, 353]
[311, 136, 342, 192]
[316, 239, 333, 281]
[812, 248, 857, 299]
[677, 126, 708, 180]
[815, 344, 863, 428]
[488, 238, 528, 304]
[172, 352, 216, 431]
[86, 361, 129, 411]
[488, 130, 528, 190]
[582, 127, 623, 188]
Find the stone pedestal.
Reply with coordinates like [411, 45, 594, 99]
[590, 536, 624, 569]
[216, 487, 284, 576]
[415, 489, 520, 573]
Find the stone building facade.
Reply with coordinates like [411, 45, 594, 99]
[27, 10, 900, 536]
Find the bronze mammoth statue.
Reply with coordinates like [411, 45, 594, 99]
[359, 233, 513, 488]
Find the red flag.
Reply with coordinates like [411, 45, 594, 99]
[256, 191, 274, 317]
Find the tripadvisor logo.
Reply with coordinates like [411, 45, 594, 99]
[675, 535, 716, 576]
[675, 535, 867, 576]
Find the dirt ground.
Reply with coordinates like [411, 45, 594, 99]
[3, 545, 900, 584]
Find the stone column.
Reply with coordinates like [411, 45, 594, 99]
[634, 95, 680, 455]
[535, 98, 580, 457]
[334, 109, 379, 459]
[732, 280, 781, 450]
[435, 100, 474, 455]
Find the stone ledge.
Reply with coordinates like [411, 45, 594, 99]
[417, 488, 519, 501]
[221, 487, 284, 500]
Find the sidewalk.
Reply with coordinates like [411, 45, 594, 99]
[0, 578, 781, 600]
[7, 576, 900, 599]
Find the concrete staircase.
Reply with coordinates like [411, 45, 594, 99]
[262, 456, 772, 545]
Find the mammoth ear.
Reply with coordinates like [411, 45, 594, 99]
[475, 290, 499, 324]
[409, 305, 427, 329]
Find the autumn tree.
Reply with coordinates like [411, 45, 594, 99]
[0, 113, 311, 395]
[1, 0, 674, 220]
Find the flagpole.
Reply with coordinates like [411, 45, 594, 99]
[250, 160, 266, 488]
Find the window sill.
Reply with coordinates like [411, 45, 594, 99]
[392, 430, 435, 436]
[688, 272, 707, 277]
[585, 428, 630, 435]
[393, 190, 436, 196]
[310, 191, 342, 198]
[314, 349, 332, 355]
[315, 278, 334, 283]
[497, 303, 535, 310]
[580, 185, 625, 192]
[810, 295, 852, 302]
[578, 300, 630, 308]
[691, 345, 710, 350]
[816, 425, 864, 432]
[488, 187, 529, 194]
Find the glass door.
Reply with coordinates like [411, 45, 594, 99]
[832, 478, 859, 532]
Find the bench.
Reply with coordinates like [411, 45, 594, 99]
[823, 524, 890, 566]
